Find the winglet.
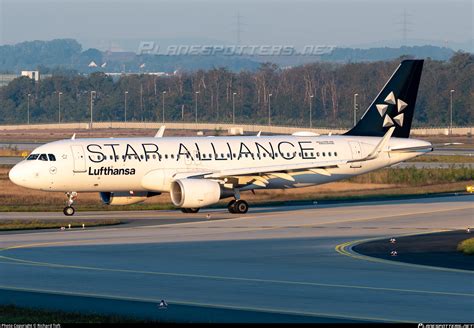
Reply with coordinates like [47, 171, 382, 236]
[365, 126, 395, 160]
[71, 133, 76, 140]
[257, 131, 262, 137]
[155, 126, 166, 138]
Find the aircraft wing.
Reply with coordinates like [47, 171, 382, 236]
[173, 159, 347, 185]
[203, 159, 346, 178]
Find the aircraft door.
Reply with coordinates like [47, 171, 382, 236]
[349, 141, 362, 160]
[71, 145, 87, 173]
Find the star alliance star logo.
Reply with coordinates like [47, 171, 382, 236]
[376, 91, 407, 128]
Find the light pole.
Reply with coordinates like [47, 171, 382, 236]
[232, 92, 237, 124]
[309, 95, 314, 128]
[140, 84, 143, 122]
[450, 89, 454, 135]
[124, 91, 128, 123]
[162, 91, 167, 123]
[90, 90, 96, 128]
[195, 91, 200, 123]
[58, 92, 63, 124]
[353, 93, 359, 127]
[268, 93, 272, 126]
[27, 93, 31, 125]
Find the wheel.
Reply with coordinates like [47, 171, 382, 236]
[181, 208, 199, 213]
[234, 200, 249, 214]
[63, 206, 75, 216]
[227, 200, 236, 213]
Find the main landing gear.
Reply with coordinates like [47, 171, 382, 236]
[63, 191, 77, 216]
[227, 199, 249, 214]
[181, 208, 200, 214]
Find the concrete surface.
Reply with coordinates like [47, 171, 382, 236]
[0, 195, 473, 322]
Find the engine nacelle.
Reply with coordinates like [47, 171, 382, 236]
[100, 191, 160, 206]
[170, 179, 227, 208]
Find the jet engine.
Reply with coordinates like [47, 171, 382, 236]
[170, 179, 231, 208]
[99, 191, 160, 205]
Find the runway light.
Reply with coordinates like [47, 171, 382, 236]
[60, 226, 65, 231]
[206, 214, 211, 220]
[467, 228, 471, 233]
[68, 224, 71, 229]
[82, 223, 85, 229]
[390, 238, 396, 244]
[390, 250, 398, 256]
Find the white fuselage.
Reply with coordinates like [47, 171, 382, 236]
[9, 134, 431, 193]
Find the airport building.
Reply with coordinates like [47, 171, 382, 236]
[0, 70, 52, 87]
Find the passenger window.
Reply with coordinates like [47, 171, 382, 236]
[27, 154, 39, 160]
[322, 152, 326, 157]
[275, 153, 278, 158]
[328, 152, 332, 156]
[38, 154, 48, 161]
[334, 152, 338, 156]
[48, 154, 56, 161]
[202, 154, 206, 159]
[165, 154, 168, 159]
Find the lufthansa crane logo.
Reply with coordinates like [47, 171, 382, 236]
[376, 91, 407, 128]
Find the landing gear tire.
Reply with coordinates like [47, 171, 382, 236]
[228, 200, 248, 214]
[227, 200, 236, 213]
[181, 208, 200, 214]
[234, 200, 249, 214]
[63, 206, 75, 216]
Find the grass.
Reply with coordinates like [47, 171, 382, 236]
[457, 238, 474, 255]
[0, 305, 152, 323]
[407, 155, 474, 163]
[0, 219, 122, 231]
[0, 147, 27, 157]
[350, 167, 473, 186]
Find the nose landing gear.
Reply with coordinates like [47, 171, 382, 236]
[63, 191, 77, 216]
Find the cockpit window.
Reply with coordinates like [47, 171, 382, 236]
[38, 154, 48, 161]
[27, 154, 39, 160]
[48, 154, 56, 161]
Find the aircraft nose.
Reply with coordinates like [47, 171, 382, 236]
[9, 163, 27, 186]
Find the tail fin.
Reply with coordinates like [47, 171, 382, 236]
[345, 59, 424, 138]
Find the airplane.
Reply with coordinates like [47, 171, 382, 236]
[9, 59, 432, 216]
